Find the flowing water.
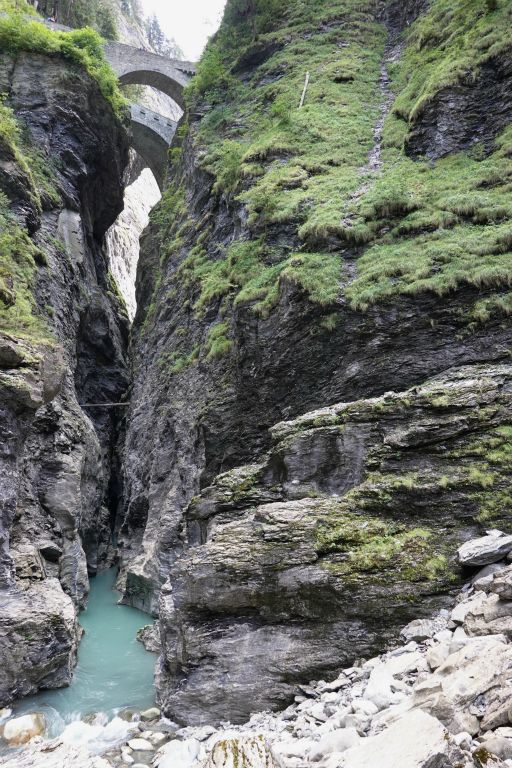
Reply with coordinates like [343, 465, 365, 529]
[9, 568, 156, 744]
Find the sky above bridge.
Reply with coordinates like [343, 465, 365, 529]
[141, 0, 226, 60]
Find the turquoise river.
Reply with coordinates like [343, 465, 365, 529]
[12, 567, 156, 737]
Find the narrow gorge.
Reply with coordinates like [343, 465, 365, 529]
[1, 0, 512, 766]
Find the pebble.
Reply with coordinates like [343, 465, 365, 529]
[127, 738, 154, 751]
[140, 707, 160, 722]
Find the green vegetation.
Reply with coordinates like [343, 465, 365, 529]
[18, 0, 121, 39]
[0, 13, 126, 115]
[153, 0, 512, 326]
[0, 194, 49, 340]
[448, 425, 512, 523]
[205, 322, 232, 360]
[391, 0, 511, 125]
[315, 505, 449, 583]
[344, 127, 512, 310]
[0, 102, 52, 341]
[153, 0, 386, 317]
[158, 346, 200, 375]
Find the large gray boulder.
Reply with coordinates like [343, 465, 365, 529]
[464, 593, 512, 638]
[200, 737, 278, 768]
[457, 532, 512, 567]
[489, 566, 512, 601]
[338, 709, 462, 768]
[413, 636, 512, 734]
[0, 739, 112, 767]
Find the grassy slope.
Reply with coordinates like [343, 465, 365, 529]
[154, 0, 512, 332]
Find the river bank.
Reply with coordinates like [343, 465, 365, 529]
[0, 568, 156, 757]
[5, 532, 512, 767]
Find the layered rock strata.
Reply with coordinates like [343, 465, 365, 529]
[156, 363, 512, 724]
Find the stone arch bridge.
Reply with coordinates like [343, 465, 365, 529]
[104, 43, 196, 189]
[129, 104, 179, 188]
[104, 42, 196, 111]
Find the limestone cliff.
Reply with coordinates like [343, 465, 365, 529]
[120, 0, 512, 724]
[0, 42, 129, 704]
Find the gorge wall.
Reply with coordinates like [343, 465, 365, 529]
[0, 44, 129, 703]
[119, 0, 512, 726]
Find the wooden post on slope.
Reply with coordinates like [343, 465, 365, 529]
[299, 71, 310, 108]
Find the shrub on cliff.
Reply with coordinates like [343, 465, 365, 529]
[0, 15, 126, 115]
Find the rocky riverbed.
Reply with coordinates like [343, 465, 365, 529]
[5, 530, 512, 768]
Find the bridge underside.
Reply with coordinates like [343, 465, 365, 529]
[33, 24, 193, 191]
[120, 70, 185, 111]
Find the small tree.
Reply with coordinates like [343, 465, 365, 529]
[96, 3, 118, 40]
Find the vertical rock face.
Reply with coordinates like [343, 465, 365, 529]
[158, 364, 512, 723]
[106, 162, 161, 319]
[0, 51, 129, 704]
[121, 0, 512, 724]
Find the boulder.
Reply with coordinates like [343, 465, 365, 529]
[450, 593, 486, 624]
[489, 566, 512, 600]
[464, 593, 512, 637]
[0, 739, 112, 767]
[400, 616, 448, 643]
[308, 729, 360, 761]
[457, 533, 512, 567]
[481, 735, 512, 761]
[338, 709, 459, 768]
[140, 707, 161, 721]
[317, 674, 350, 693]
[481, 688, 512, 731]
[127, 738, 154, 751]
[380, 650, 426, 677]
[272, 737, 314, 761]
[2, 712, 45, 745]
[426, 643, 451, 671]
[364, 667, 405, 711]
[154, 738, 202, 768]
[149, 732, 168, 748]
[414, 637, 512, 732]
[473, 563, 507, 591]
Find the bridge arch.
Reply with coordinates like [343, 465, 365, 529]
[129, 105, 178, 191]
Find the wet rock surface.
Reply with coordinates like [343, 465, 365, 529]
[0, 579, 81, 704]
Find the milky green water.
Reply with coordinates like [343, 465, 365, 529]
[13, 568, 156, 735]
